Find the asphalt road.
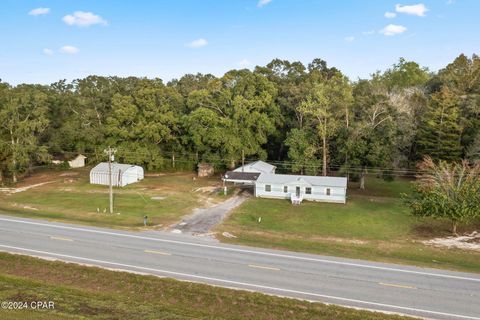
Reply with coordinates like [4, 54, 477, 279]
[0, 214, 479, 320]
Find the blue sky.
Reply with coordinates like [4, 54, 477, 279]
[1, 0, 479, 85]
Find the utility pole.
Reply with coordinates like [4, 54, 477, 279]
[104, 146, 117, 214]
[241, 149, 245, 172]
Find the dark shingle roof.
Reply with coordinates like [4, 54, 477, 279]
[223, 171, 261, 181]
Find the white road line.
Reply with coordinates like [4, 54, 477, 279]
[248, 264, 280, 271]
[50, 236, 73, 242]
[379, 282, 417, 290]
[0, 216, 479, 283]
[144, 249, 171, 256]
[0, 244, 478, 320]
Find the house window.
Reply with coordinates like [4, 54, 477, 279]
[283, 186, 288, 193]
[306, 187, 312, 195]
[326, 188, 331, 196]
[265, 185, 271, 192]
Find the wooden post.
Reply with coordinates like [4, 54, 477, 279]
[104, 146, 117, 214]
[242, 149, 245, 172]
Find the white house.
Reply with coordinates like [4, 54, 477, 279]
[68, 154, 87, 168]
[255, 173, 347, 204]
[90, 163, 144, 187]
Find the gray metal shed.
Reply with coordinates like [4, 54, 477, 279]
[89, 162, 144, 187]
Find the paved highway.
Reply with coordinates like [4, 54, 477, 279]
[0, 214, 479, 320]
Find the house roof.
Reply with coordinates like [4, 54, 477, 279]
[91, 162, 141, 174]
[223, 171, 261, 181]
[256, 173, 347, 188]
[233, 160, 276, 174]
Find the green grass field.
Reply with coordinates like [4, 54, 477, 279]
[2, 169, 479, 273]
[0, 252, 415, 320]
[217, 177, 480, 273]
[0, 168, 225, 228]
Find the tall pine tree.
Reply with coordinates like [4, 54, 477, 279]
[417, 86, 462, 161]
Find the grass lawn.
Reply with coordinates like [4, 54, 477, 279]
[0, 168, 226, 229]
[217, 177, 480, 273]
[0, 252, 415, 320]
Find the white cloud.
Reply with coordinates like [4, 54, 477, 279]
[60, 46, 79, 54]
[238, 59, 251, 68]
[362, 30, 375, 35]
[43, 48, 54, 56]
[344, 36, 355, 42]
[385, 11, 396, 18]
[28, 7, 50, 16]
[258, 0, 272, 7]
[187, 38, 208, 48]
[379, 24, 407, 36]
[395, 3, 428, 17]
[446, 0, 455, 4]
[62, 11, 108, 27]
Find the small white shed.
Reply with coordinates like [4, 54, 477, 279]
[89, 163, 144, 187]
[68, 154, 87, 168]
[255, 173, 347, 204]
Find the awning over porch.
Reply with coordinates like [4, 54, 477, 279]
[222, 171, 261, 184]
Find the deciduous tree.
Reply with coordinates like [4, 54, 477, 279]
[0, 85, 49, 182]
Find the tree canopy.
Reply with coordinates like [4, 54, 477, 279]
[0, 54, 479, 184]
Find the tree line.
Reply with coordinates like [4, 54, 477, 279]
[0, 54, 479, 185]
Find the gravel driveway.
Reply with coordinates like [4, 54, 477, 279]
[169, 192, 249, 235]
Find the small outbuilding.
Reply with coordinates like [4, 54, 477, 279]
[68, 154, 87, 168]
[197, 163, 214, 177]
[89, 163, 144, 187]
[51, 154, 87, 168]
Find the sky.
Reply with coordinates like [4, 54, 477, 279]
[1, 0, 479, 85]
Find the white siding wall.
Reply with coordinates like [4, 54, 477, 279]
[123, 167, 144, 185]
[255, 183, 346, 204]
[68, 157, 86, 168]
[90, 171, 124, 187]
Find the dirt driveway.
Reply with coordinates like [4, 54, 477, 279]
[169, 192, 249, 236]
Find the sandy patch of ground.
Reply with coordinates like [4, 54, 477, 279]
[310, 236, 369, 245]
[423, 231, 480, 252]
[222, 232, 237, 238]
[193, 186, 220, 193]
[60, 172, 79, 177]
[227, 229, 369, 245]
[22, 205, 39, 211]
[144, 173, 166, 177]
[10, 203, 39, 211]
[0, 181, 57, 194]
